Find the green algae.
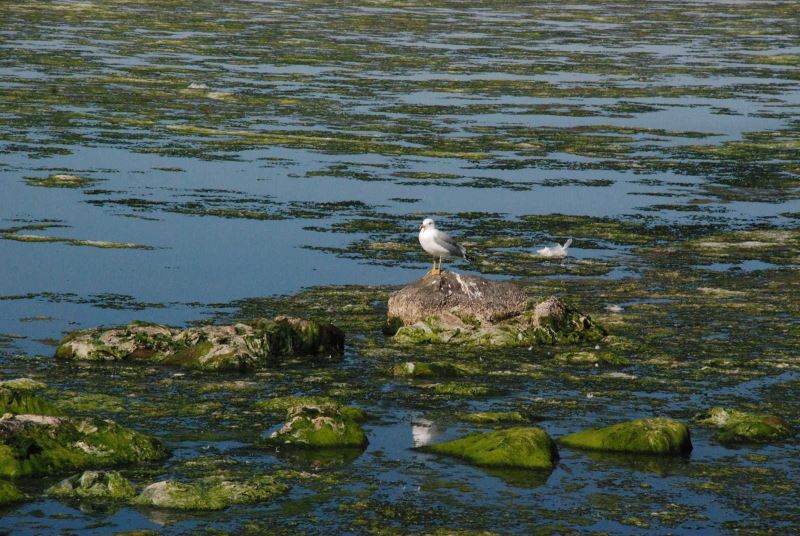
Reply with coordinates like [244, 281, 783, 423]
[0, 388, 63, 416]
[0, 224, 153, 250]
[559, 418, 692, 456]
[0, 480, 26, 506]
[133, 476, 288, 511]
[457, 412, 529, 425]
[419, 427, 559, 470]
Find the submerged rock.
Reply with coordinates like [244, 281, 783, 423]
[391, 361, 480, 378]
[555, 350, 630, 367]
[0, 378, 47, 391]
[457, 411, 529, 425]
[55, 316, 344, 371]
[265, 405, 369, 449]
[559, 418, 692, 456]
[386, 273, 604, 346]
[0, 412, 168, 478]
[133, 475, 288, 510]
[47, 470, 136, 502]
[419, 427, 559, 470]
[693, 407, 793, 444]
[0, 480, 26, 506]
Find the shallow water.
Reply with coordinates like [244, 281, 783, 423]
[1, 0, 799, 534]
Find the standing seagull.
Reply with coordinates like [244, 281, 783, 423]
[419, 218, 467, 275]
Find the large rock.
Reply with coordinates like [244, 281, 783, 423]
[0, 411, 168, 478]
[133, 476, 288, 510]
[559, 418, 692, 456]
[47, 470, 136, 502]
[386, 273, 605, 346]
[418, 427, 559, 470]
[55, 316, 344, 371]
[693, 407, 793, 444]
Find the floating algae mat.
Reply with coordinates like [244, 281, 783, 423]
[0, 0, 799, 533]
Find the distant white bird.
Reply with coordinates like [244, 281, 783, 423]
[419, 218, 467, 274]
[537, 238, 572, 259]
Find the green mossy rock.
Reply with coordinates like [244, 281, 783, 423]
[265, 408, 368, 449]
[392, 361, 480, 378]
[693, 407, 793, 444]
[47, 470, 136, 502]
[54, 316, 344, 371]
[0, 480, 26, 505]
[419, 427, 559, 470]
[133, 476, 288, 510]
[559, 418, 692, 456]
[255, 396, 367, 422]
[388, 274, 605, 347]
[0, 414, 168, 478]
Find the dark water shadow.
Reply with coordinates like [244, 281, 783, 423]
[581, 450, 692, 477]
[478, 466, 555, 488]
[272, 446, 366, 468]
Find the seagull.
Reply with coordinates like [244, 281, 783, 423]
[418, 218, 467, 275]
[537, 238, 572, 259]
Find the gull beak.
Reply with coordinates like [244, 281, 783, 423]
[419, 223, 424, 230]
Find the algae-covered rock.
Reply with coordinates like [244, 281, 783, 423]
[134, 476, 288, 510]
[265, 407, 369, 449]
[0, 480, 26, 505]
[693, 407, 793, 444]
[387, 273, 604, 347]
[255, 396, 367, 422]
[392, 361, 480, 378]
[559, 418, 692, 456]
[0, 378, 47, 391]
[47, 470, 136, 502]
[0, 414, 168, 478]
[419, 427, 558, 470]
[54, 316, 344, 371]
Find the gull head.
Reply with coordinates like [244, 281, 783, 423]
[420, 218, 435, 230]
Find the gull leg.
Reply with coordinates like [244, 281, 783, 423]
[428, 258, 436, 275]
[438, 257, 443, 274]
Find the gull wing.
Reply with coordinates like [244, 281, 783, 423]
[432, 231, 467, 258]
